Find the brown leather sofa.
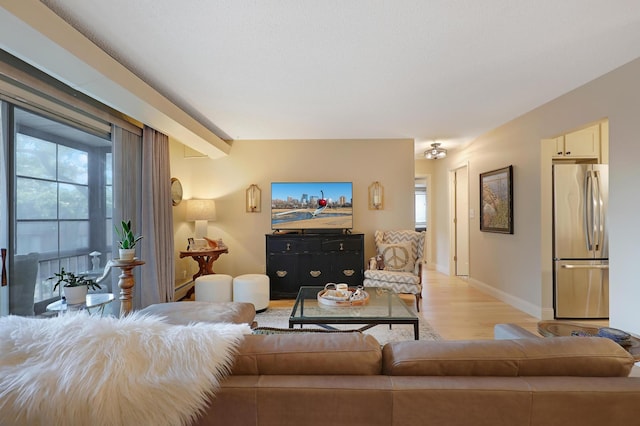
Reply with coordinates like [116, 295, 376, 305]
[193, 331, 640, 426]
[139, 303, 639, 425]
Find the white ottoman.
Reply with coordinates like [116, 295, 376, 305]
[195, 274, 233, 303]
[233, 274, 270, 312]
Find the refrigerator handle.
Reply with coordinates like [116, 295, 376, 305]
[593, 170, 603, 251]
[584, 170, 594, 251]
[561, 263, 609, 270]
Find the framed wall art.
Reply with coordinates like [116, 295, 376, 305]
[480, 165, 513, 234]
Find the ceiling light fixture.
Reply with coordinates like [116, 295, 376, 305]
[424, 142, 447, 160]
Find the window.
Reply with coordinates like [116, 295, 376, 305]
[105, 152, 113, 249]
[16, 134, 90, 255]
[11, 107, 112, 310]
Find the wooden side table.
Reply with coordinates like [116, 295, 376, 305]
[111, 258, 145, 317]
[179, 248, 229, 281]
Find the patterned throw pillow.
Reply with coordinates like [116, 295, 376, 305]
[378, 242, 414, 272]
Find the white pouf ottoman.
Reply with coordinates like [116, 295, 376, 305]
[233, 274, 270, 312]
[195, 274, 233, 303]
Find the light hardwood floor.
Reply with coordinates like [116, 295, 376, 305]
[269, 269, 609, 340]
[417, 270, 541, 339]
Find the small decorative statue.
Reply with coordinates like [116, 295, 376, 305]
[90, 251, 101, 272]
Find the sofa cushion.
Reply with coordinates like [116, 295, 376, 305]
[232, 333, 382, 375]
[382, 337, 634, 377]
[137, 301, 256, 326]
[363, 269, 421, 285]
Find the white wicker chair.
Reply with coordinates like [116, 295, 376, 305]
[363, 230, 425, 311]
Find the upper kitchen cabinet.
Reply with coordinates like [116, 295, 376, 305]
[553, 124, 601, 159]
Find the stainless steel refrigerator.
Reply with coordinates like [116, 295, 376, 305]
[553, 164, 608, 319]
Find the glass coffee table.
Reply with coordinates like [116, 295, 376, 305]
[538, 320, 640, 361]
[289, 286, 419, 339]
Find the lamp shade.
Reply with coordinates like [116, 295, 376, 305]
[185, 199, 217, 221]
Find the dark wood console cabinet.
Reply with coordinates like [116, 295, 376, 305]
[266, 233, 364, 299]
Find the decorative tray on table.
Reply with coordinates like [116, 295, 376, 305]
[317, 283, 369, 307]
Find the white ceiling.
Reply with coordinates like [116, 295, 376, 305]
[30, 1, 640, 157]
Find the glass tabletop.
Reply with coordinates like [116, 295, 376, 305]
[290, 286, 417, 321]
[537, 320, 640, 361]
[46, 293, 115, 311]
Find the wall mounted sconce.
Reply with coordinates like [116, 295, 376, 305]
[246, 184, 261, 212]
[368, 181, 384, 210]
[185, 199, 217, 238]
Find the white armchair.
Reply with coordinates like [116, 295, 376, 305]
[363, 230, 425, 311]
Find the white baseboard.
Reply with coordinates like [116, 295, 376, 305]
[540, 307, 555, 320]
[433, 263, 448, 275]
[468, 277, 543, 319]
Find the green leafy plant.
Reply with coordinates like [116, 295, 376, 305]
[49, 267, 101, 292]
[115, 220, 143, 249]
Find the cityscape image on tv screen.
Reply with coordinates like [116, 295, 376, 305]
[271, 182, 353, 230]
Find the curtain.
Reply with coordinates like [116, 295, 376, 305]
[140, 125, 174, 306]
[112, 125, 142, 313]
[112, 124, 174, 311]
[0, 102, 7, 315]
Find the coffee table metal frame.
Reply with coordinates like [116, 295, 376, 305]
[289, 286, 420, 340]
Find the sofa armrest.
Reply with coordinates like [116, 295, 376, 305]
[494, 323, 540, 340]
[138, 301, 256, 326]
[414, 260, 423, 278]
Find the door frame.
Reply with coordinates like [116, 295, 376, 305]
[449, 162, 470, 277]
[414, 174, 432, 266]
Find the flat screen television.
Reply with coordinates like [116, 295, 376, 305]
[271, 182, 353, 231]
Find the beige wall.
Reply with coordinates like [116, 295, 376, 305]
[171, 138, 416, 282]
[424, 57, 640, 335]
[170, 57, 640, 336]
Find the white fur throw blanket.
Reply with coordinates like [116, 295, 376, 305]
[0, 312, 250, 426]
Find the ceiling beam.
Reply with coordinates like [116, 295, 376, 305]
[0, 0, 231, 159]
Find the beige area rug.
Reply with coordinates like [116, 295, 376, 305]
[254, 306, 441, 344]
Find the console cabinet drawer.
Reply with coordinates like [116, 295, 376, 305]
[321, 238, 362, 252]
[267, 253, 299, 299]
[266, 234, 364, 299]
[268, 238, 321, 253]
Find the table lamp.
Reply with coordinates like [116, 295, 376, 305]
[186, 199, 217, 239]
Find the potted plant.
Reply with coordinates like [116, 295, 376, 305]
[49, 268, 102, 304]
[115, 220, 142, 261]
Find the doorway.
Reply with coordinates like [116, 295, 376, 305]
[450, 165, 469, 276]
[415, 176, 431, 265]
[414, 177, 427, 232]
